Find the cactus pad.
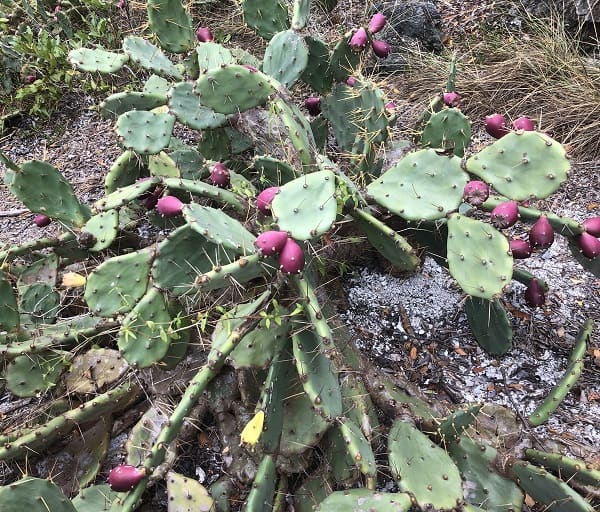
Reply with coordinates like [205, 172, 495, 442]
[167, 82, 227, 130]
[123, 36, 183, 79]
[0, 271, 19, 332]
[0, 477, 76, 512]
[328, 32, 360, 82]
[338, 417, 377, 478]
[149, 151, 179, 177]
[96, 176, 160, 210]
[270, 97, 315, 167]
[127, 404, 176, 471]
[367, 149, 468, 221]
[115, 110, 175, 155]
[466, 131, 570, 200]
[20, 282, 60, 325]
[447, 213, 513, 299]
[105, 150, 144, 193]
[71, 484, 118, 511]
[5, 350, 68, 397]
[81, 209, 119, 251]
[421, 107, 471, 157]
[68, 47, 128, 73]
[166, 471, 215, 511]
[263, 30, 309, 88]
[465, 297, 513, 354]
[316, 489, 411, 511]
[100, 91, 167, 119]
[253, 155, 299, 186]
[301, 36, 332, 93]
[63, 348, 128, 394]
[242, 0, 289, 39]
[525, 448, 600, 489]
[196, 42, 234, 71]
[147, 0, 194, 53]
[244, 454, 277, 510]
[229, 317, 288, 369]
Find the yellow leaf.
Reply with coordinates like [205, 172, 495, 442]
[240, 410, 264, 448]
[62, 272, 86, 288]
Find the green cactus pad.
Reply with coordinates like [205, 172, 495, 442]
[167, 82, 227, 130]
[123, 36, 183, 79]
[147, 0, 194, 53]
[99, 91, 167, 119]
[96, 176, 160, 211]
[341, 374, 379, 441]
[143, 74, 171, 95]
[0, 477, 77, 512]
[169, 147, 206, 180]
[421, 107, 471, 157]
[0, 271, 19, 332]
[16, 253, 58, 290]
[263, 30, 309, 88]
[197, 127, 230, 160]
[196, 41, 234, 71]
[324, 425, 360, 486]
[316, 489, 411, 511]
[127, 404, 176, 470]
[508, 461, 594, 512]
[242, 0, 289, 39]
[68, 47, 128, 73]
[80, 209, 119, 252]
[166, 472, 215, 511]
[63, 348, 128, 394]
[149, 151, 179, 177]
[85, 248, 153, 317]
[270, 97, 315, 167]
[117, 287, 172, 367]
[301, 36, 333, 93]
[367, 149, 468, 221]
[328, 31, 360, 82]
[338, 418, 377, 478]
[294, 470, 332, 512]
[182, 203, 256, 254]
[447, 436, 524, 511]
[253, 155, 299, 186]
[466, 131, 570, 201]
[447, 213, 513, 299]
[245, 454, 277, 511]
[20, 282, 60, 325]
[525, 448, 600, 489]
[292, 0, 309, 29]
[195, 253, 273, 292]
[5, 350, 69, 397]
[194, 65, 277, 115]
[71, 484, 118, 511]
[115, 110, 175, 155]
[389, 420, 463, 510]
[105, 150, 144, 194]
[229, 317, 289, 369]
[10, 160, 90, 227]
[292, 328, 342, 420]
[465, 297, 513, 354]
[271, 169, 337, 240]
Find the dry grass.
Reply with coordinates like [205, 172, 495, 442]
[395, 15, 600, 160]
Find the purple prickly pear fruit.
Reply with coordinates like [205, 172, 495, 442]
[278, 238, 305, 274]
[371, 40, 390, 58]
[512, 116, 534, 131]
[24, 74, 36, 84]
[368, 13, 386, 33]
[443, 91, 460, 107]
[509, 239, 532, 259]
[255, 230, 288, 256]
[385, 101, 396, 111]
[156, 195, 184, 216]
[116, 0, 126, 8]
[108, 465, 145, 492]
[490, 200, 519, 228]
[210, 162, 230, 188]
[256, 186, 280, 215]
[243, 64, 258, 73]
[305, 97, 321, 116]
[529, 215, 554, 248]
[578, 232, 600, 259]
[195, 27, 213, 42]
[34, 214, 51, 227]
[583, 217, 600, 237]
[350, 28, 368, 51]
[463, 180, 489, 206]
[525, 278, 545, 307]
[484, 113, 509, 139]
[346, 76, 356, 87]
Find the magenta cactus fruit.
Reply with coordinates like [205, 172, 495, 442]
[108, 465, 145, 492]
[255, 230, 288, 257]
[578, 232, 600, 259]
[484, 113, 509, 139]
[243, 64, 258, 73]
[346, 76, 356, 87]
[463, 180, 489, 206]
[512, 116, 535, 131]
[368, 13, 386, 33]
[509, 239, 532, 259]
[34, 214, 51, 227]
[583, 217, 600, 237]
[529, 215, 554, 248]
[24, 74, 37, 84]
[195, 27, 213, 42]
[371, 40, 391, 58]
[305, 96, 321, 116]
[156, 195, 184, 217]
[256, 186, 280, 215]
[278, 238, 305, 274]
[350, 28, 368, 50]
[443, 91, 461, 107]
[210, 162, 230, 188]
[490, 200, 519, 228]
[385, 101, 396, 111]
[525, 278, 545, 308]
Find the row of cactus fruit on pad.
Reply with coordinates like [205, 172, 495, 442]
[0, 0, 598, 510]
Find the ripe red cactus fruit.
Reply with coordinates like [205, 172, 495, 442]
[442, 91, 461, 107]
[305, 97, 321, 116]
[512, 116, 535, 131]
[578, 232, 600, 259]
[346, 76, 357, 87]
[484, 113, 509, 139]
[108, 465, 145, 492]
[255, 230, 288, 257]
[34, 214, 51, 227]
[195, 27, 213, 42]
[156, 195, 184, 217]
[349, 28, 368, 51]
[24, 74, 37, 84]
[490, 201, 519, 228]
[385, 101, 396, 111]
[583, 217, 600, 237]
[463, 180, 489, 206]
[210, 162, 230, 188]
[525, 278, 545, 308]
[256, 186, 280, 215]
[509, 239, 532, 259]
[371, 40, 391, 58]
[368, 13, 386, 33]
[529, 215, 554, 248]
[243, 64, 258, 73]
[278, 238, 305, 274]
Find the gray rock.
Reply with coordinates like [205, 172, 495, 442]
[519, 0, 600, 33]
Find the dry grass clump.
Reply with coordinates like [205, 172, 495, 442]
[397, 16, 600, 160]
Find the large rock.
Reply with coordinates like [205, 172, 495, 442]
[519, 0, 600, 33]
